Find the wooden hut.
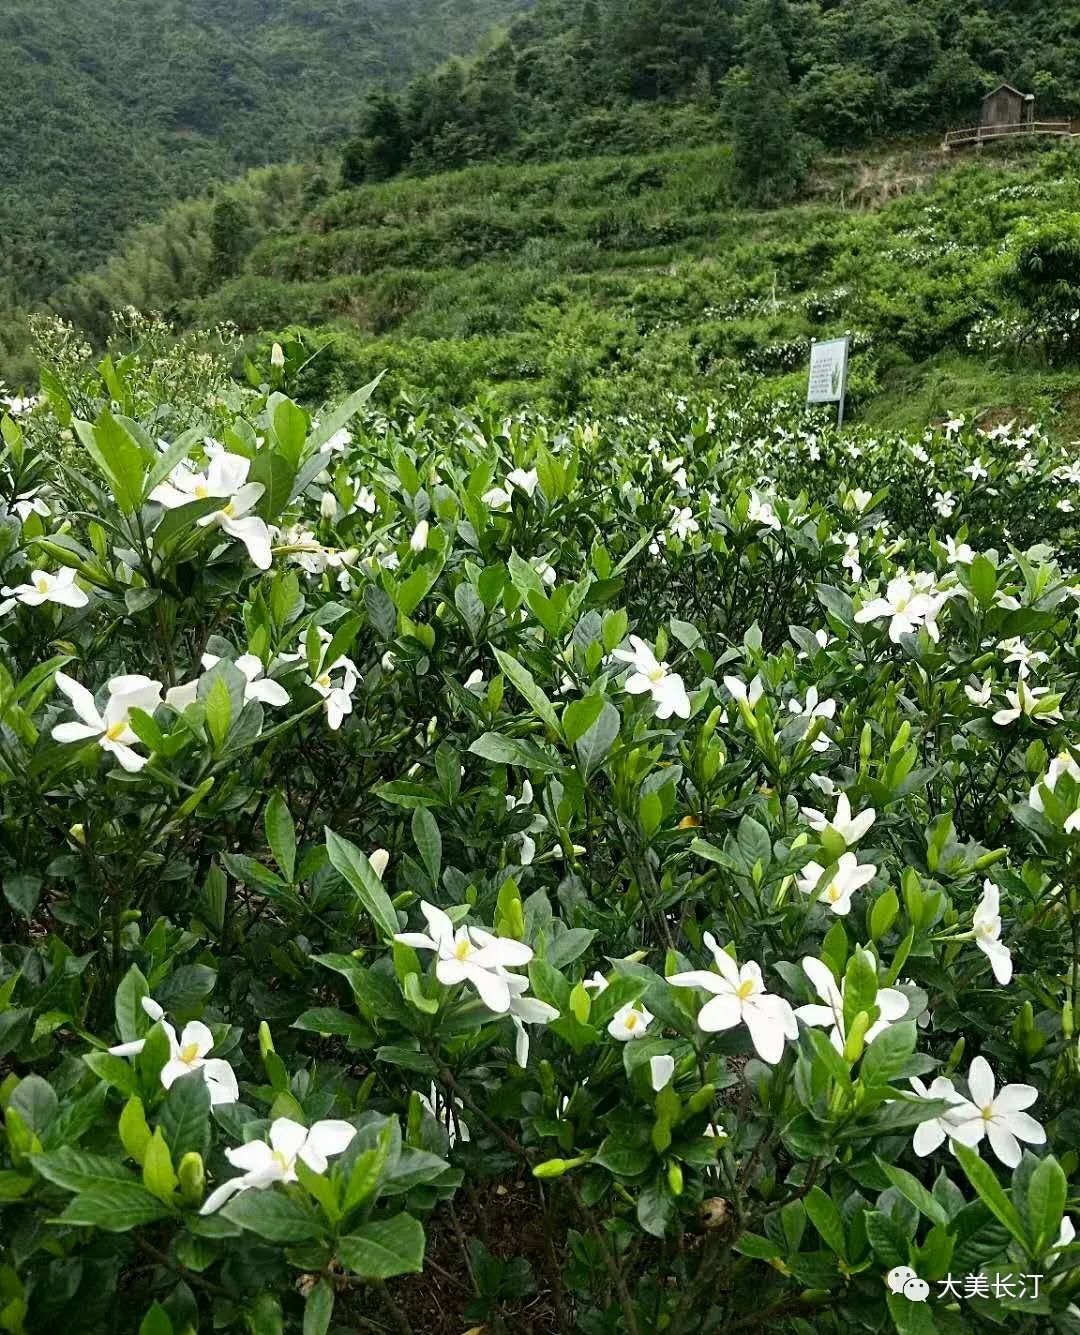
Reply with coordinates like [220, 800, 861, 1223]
[981, 83, 1035, 134]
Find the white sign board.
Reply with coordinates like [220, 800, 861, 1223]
[807, 336, 849, 405]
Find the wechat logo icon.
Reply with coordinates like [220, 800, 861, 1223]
[887, 1266, 930, 1302]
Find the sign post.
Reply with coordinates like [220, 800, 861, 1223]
[807, 335, 850, 428]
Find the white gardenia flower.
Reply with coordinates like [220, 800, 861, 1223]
[483, 485, 512, 509]
[944, 535, 974, 565]
[669, 506, 699, 540]
[799, 792, 875, 846]
[1029, 751, 1080, 812]
[200, 1116, 356, 1214]
[394, 901, 533, 1014]
[201, 652, 290, 707]
[506, 467, 539, 497]
[583, 972, 609, 994]
[608, 1001, 653, 1042]
[307, 640, 359, 731]
[151, 453, 272, 570]
[945, 1056, 1045, 1169]
[909, 1075, 980, 1157]
[160, 1021, 239, 1106]
[933, 491, 956, 518]
[992, 678, 1062, 726]
[965, 678, 993, 706]
[747, 491, 781, 531]
[965, 457, 988, 481]
[319, 490, 338, 520]
[2, 568, 89, 609]
[855, 576, 945, 643]
[668, 933, 797, 1064]
[355, 486, 377, 515]
[795, 954, 908, 1052]
[409, 520, 429, 552]
[788, 685, 836, 752]
[369, 848, 390, 879]
[841, 532, 863, 583]
[502, 971, 559, 1065]
[997, 636, 1047, 679]
[973, 880, 1013, 984]
[613, 635, 691, 720]
[796, 852, 876, 916]
[52, 672, 163, 772]
[723, 674, 764, 708]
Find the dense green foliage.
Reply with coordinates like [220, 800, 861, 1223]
[0, 0, 522, 311]
[336, 0, 1080, 183]
[34, 140, 1080, 431]
[2, 320, 1080, 1333]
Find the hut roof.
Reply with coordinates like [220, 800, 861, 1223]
[982, 83, 1034, 101]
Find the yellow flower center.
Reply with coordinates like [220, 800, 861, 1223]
[105, 722, 127, 742]
[220, 501, 235, 517]
[647, 666, 666, 683]
[625, 1012, 639, 1030]
[194, 484, 209, 499]
[35, 576, 50, 593]
[272, 1150, 290, 1171]
[980, 1105, 994, 1122]
[454, 938, 473, 962]
[180, 1042, 200, 1064]
[736, 980, 755, 1000]
[826, 880, 842, 902]
[317, 673, 331, 689]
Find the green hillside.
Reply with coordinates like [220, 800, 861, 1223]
[43, 137, 1080, 431]
[0, 0, 523, 310]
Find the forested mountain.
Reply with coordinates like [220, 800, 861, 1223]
[0, 0, 524, 309]
[336, 0, 1080, 182]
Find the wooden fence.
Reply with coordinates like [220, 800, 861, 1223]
[943, 120, 1073, 150]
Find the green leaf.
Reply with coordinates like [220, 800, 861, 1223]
[160, 1071, 211, 1159]
[805, 1186, 847, 1260]
[411, 807, 442, 887]
[969, 553, 997, 608]
[271, 395, 309, 466]
[951, 1141, 1028, 1247]
[876, 1158, 950, 1228]
[32, 1147, 137, 1193]
[83, 1050, 139, 1096]
[493, 648, 560, 733]
[1025, 1154, 1066, 1254]
[75, 411, 148, 513]
[302, 1279, 334, 1335]
[325, 828, 400, 941]
[9, 1074, 56, 1134]
[59, 1182, 173, 1230]
[114, 964, 150, 1045]
[842, 948, 879, 1036]
[307, 374, 383, 452]
[338, 1214, 426, 1279]
[205, 675, 232, 749]
[222, 1188, 322, 1242]
[562, 695, 605, 745]
[142, 1128, 178, 1204]
[859, 1021, 916, 1087]
[469, 732, 563, 774]
[573, 699, 620, 774]
[265, 790, 297, 882]
[3, 873, 42, 922]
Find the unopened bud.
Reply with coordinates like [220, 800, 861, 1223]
[178, 1151, 205, 1206]
[369, 848, 390, 880]
[270, 342, 285, 369]
[69, 822, 86, 845]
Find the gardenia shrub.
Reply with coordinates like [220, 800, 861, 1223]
[0, 333, 1079, 1334]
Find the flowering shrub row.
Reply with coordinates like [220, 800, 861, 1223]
[0, 335, 1078, 1332]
